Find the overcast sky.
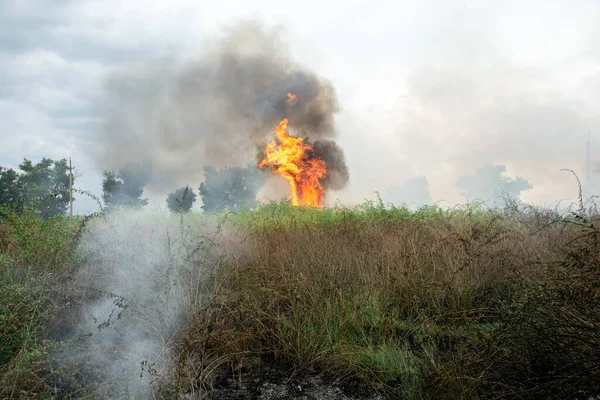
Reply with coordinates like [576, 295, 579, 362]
[2, 0, 599, 213]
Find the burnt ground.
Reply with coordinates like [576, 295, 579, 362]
[206, 363, 388, 400]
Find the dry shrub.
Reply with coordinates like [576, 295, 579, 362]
[0, 222, 17, 253]
[235, 215, 536, 322]
[179, 209, 555, 397]
[178, 202, 600, 399]
[470, 217, 600, 400]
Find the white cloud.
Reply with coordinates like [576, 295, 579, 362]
[0, 100, 74, 159]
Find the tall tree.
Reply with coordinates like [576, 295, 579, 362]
[199, 162, 263, 212]
[19, 158, 72, 218]
[102, 163, 150, 209]
[0, 166, 24, 212]
[166, 186, 197, 213]
[457, 164, 532, 207]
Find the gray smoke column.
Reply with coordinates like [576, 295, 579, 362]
[94, 21, 349, 193]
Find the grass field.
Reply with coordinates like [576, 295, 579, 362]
[1, 199, 599, 399]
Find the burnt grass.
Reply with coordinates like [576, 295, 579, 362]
[204, 358, 385, 400]
[2, 201, 600, 399]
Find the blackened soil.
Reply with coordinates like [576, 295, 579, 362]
[206, 362, 387, 400]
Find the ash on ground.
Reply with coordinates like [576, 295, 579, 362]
[206, 364, 386, 400]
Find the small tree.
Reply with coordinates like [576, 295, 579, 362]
[119, 163, 150, 207]
[199, 162, 263, 212]
[166, 186, 197, 213]
[102, 163, 150, 209]
[19, 158, 72, 218]
[102, 171, 122, 206]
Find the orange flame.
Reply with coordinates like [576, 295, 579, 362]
[259, 118, 326, 207]
[286, 92, 298, 104]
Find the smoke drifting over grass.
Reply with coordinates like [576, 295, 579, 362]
[94, 21, 349, 196]
[55, 210, 232, 398]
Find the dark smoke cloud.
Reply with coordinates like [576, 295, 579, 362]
[313, 140, 349, 191]
[93, 21, 348, 194]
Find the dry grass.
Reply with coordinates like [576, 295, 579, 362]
[2, 201, 600, 399]
[175, 202, 600, 399]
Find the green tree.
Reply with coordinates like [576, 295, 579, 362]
[102, 171, 122, 206]
[199, 162, 263, 212]
[19, 158, 72, 218]
[457, 164, 532, 207]
[0, 166, 24, 212]
[102, 163, 150, 209]
[166, 186, 197, 213]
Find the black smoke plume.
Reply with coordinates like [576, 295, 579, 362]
[313, 140, 349, 191]
[94, 21, 349, 194]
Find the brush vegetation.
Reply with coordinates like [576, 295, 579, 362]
[1, 199, 599, 399]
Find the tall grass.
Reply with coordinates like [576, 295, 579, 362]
[1, 201, 599, 399]
[182, 201, 600, 399]
[0, 206, 80, 397]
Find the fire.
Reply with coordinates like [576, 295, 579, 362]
[286, 92, 298, 104]
[259, 118, 327, 207]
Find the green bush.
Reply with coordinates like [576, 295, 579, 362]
[0, 206, 79, 397]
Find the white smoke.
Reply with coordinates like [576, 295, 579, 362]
[53, 209, 236, 398]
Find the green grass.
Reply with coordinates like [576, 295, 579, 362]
[235, 197, 495, 232]
[0, 206, 80, 398]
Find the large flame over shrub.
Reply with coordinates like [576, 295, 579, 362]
[259, 118, 327, 207]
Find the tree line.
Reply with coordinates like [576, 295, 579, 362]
[1, 156, 536, 216]
[0, 158, 264, 216]
[101, 161, 263, 213]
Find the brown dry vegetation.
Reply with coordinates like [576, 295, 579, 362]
[173, 202, 600, 399]
[1, 201, 600, 399]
